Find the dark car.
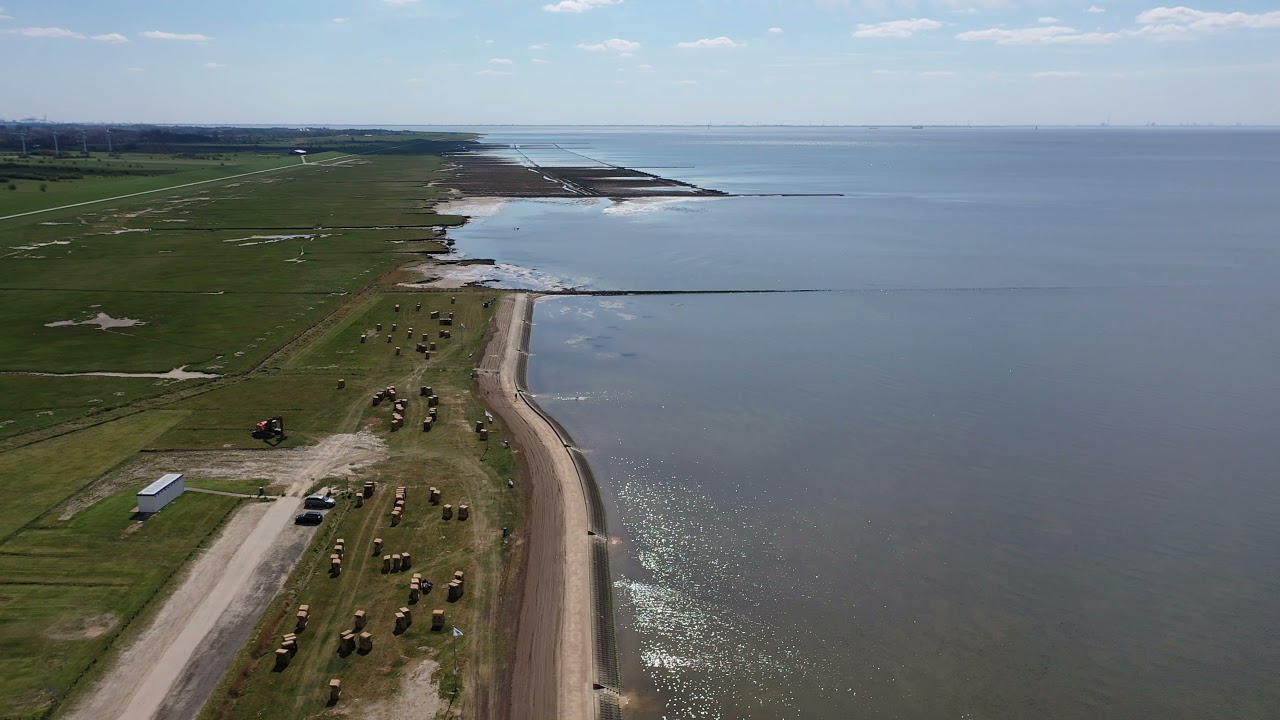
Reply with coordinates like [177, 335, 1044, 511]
[295, 511, 325, 525]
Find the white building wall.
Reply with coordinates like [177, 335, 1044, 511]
[138, 474, 185, 513]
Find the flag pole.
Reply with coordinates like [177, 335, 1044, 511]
[452, 626, 463, 675]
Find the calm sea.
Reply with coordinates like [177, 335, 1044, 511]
[446, 127, 1280, 719]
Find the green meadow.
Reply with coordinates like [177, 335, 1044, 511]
[0, 134, 465, 441]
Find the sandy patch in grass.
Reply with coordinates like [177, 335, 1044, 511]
[329, 658, 442, 720]
[45, 612, 120, 641]
[58, 432, 388, 520]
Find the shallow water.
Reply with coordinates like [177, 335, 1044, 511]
[450, 127, 1280, 719]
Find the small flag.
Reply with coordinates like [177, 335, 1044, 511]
[453, 627, 464, 637]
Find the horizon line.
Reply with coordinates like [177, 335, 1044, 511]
[4, 121, 1279, 130]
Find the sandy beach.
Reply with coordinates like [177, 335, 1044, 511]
[478, 294, 596, 720]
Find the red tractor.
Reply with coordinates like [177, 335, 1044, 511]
[253, 416, 285, 440]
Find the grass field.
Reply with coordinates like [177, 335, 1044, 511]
[0, 409, 243, 718]
[0, 151, 319, 217]
[0, 135, 465, 441]
[0, 131, 465, 219]
[0, 128, 525, 720]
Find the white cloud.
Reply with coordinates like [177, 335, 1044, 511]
[543, 0, 620, 13]
[141, 30, 211, 41]
[383, 0, 420, 5]
[0, 9, 12, 21]
[529, 43, 547, 50]
[127, 66, 145, 72]
[1086, 5, 1106, 13]
[1039, 16, 1061, 24]
[489, 57, 514, 64]
[332, 17, 350, 24]
[477, 69, 512, 76]
[768, 27, 784, 33]
[577, 38, 641, 52]
[1032, 70, 1086, 78]
[961, 6, 1280, 46]
[203, 62, 226, 69]
[676, 36, 745, 49]
[921, 70, 955, 77]
[956, 25, 1122, 44]
[1137, 6, 1280, 34]
[532, 58, 550, 64]
[636, 63, 654, 71]
[871, 69, 900, 75]
[17, 26, 85, 39]
[8, 27, 128, 43]
[677, 79, 698, 85]
[406, 77, 425, 84]
[853, 18, 942, 38]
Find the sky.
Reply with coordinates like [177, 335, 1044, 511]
[1, 0, 1278, 125]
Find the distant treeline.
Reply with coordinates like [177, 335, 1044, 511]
[0, 125, 477, 156]
[0, 160, 169, 183]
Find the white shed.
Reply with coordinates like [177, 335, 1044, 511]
[138, 473, 185, 514]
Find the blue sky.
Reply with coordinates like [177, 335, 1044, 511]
[1, 0, 1278, 125]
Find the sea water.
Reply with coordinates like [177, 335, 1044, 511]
[448, 127, 1280, 719]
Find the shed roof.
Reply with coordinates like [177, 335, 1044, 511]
[139, 473, 184, 497]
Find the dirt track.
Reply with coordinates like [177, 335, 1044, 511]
[478, 294, 594, 720]
[61, 433, 386, 720]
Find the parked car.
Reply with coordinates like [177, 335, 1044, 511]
[304, 494, 336, 509]
[295, 511, 325, 525]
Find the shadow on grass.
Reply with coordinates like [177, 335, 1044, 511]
[250, 430, 286, 446]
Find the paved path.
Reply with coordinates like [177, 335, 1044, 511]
[186, 487, 272, 499]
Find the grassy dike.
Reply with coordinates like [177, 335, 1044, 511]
[0, 131, 524, 719]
